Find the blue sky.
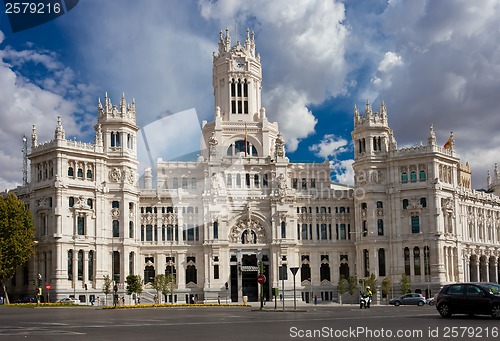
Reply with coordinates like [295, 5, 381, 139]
[1, 0, 500, 190]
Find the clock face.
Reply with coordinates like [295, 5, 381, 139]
[234, 58, 245, 70]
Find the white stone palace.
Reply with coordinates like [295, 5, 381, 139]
[5, 29, 500, 304]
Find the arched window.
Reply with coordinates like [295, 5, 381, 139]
[68, 167, 74, 177]
[281, 221, 286, 238]
[77, 250, 83, 280]
[67, 250, 73, 280]
[414, 247, 421, 276]
[77, 168, 83, 178]
[300, 263, 311, 282]
[320, 263, 331, 282]
[410, 171, 417, 182]
[401, 172, 408, 183]
[226, 140, 258, 157]
[420, 197, 427, 208]
[86, 169, 93, 179]
[186, 265, 197, 284]
[378, 249, 386, 276]
[87, 199, 93, 209]
[419, 170, 426, 181]
[402, 199, 409, 209]
[144, 265, 155, 284]
[404, 247, 410, 276]
[376, 201, 383, 208]
[88, 251, 94, 281]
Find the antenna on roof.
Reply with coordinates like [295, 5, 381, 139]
[22, 135, 28, 186]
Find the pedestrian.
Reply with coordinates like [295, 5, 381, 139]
[121, 296, 125, 305]
[217, 295, 220, 305]
[90, 296, 95, 306]
[137, 297, 140, 304]
[97, 296, 100, 306]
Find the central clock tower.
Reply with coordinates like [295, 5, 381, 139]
[212, 28, 262, 122]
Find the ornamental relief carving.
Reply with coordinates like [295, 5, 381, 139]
[141, 213, 155, 225]
[162, 213, 178, 225]
[109, 167, 121, 182]
[111, 208, 120, 218]
[229, 218, 266, 244]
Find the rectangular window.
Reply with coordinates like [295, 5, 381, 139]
[112, 220, 120, 237]
[340, 224, 346, 240]
[321, 224, 327, 240]
[77, 216, 85, 235]
[302, 178, 307, 190]
[263, 174, 268, 188]
[226, 174, 232, 187]
[310, 178, 316, 188]
[213, 222, 219, 240]
[301, 224, 308, 240]
[246, 173, 251, 187]
[187, 225, 195, 241]
[214, 265, 219, 279]
[146, 224, 153, 241]
[77, 251, 83, 280]
[411, 216, 420, 233]
[281, 222, 286, 238]
[254, 174, 259, 187]
[292, 178, 298, 189]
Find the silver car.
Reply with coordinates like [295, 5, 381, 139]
[389, 293, 426, 306]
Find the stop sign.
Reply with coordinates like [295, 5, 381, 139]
[257, 274, 266, 284]
[45, 283, 51, 290]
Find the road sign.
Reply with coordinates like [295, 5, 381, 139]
[257, 274, 266, 284]
[45, 283, 51, 290]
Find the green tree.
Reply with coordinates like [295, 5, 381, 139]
[400, 273, 411, 295]
[348, 276, 357, 295]
[381, 277, 391, 303]
[102, 275, 112, 305]
[0, 193, 35, 304]
[152, 274, 175, 304]
[337, 275, 348, 304]
[125, 274, 143, 303]
[363, 273, 378, 294]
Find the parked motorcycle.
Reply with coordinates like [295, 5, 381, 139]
[360, 293, 372, 309]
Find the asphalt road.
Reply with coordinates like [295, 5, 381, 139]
[0, 304, 498, 340]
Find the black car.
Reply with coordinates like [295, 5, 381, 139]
[435, 282, 500, 319]
[15, 296, 36, 303]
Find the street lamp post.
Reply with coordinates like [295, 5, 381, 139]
[170, 240, 174, 304]
[281, 261, 285, 311]
[290, 267, 299, 310]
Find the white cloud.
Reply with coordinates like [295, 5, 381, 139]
[0, 33, 91, 188]
[309, 134, 348, 159]
[330, 159, 355, 186]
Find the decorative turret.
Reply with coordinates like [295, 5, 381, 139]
[354, 101, 390, 128]
[54, 116, 65, 140]
[95, 92, 139, 158]
[212, 28, 262, 122]
[97, 92, 136, 125]
[352, 101, 394, 158]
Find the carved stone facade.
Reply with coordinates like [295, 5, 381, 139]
[6, 30, 500, 304]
